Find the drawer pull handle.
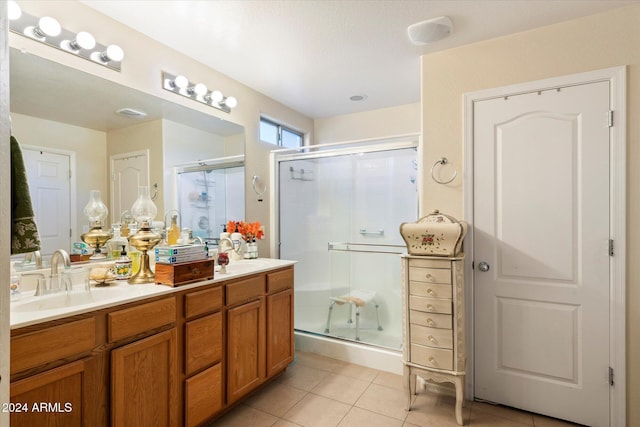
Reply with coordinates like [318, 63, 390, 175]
[428, 335, 436, 343]
[426, 304, 434, 312]
[428, 356, 436, 364]
[425, 273, 433, 280]
[427, 288, 435, 296]
[427, 318, 435, 327]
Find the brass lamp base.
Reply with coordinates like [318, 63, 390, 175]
[129, 252, 155, 284]
[81, 227, 112, 260]
[128, 223, 161, 284]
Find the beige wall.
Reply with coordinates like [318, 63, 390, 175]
[420, 4, 640, 423]
[11, 113, 108, 238]
[10, 1, 315, 257]
[314, 102, 420, 144]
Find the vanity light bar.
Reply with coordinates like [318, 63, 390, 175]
[8, 4, 123, 72]
[162, 71, 237, 114]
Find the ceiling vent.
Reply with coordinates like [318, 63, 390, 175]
[407, 16, 453, 45]
[116, 108, 147, 118]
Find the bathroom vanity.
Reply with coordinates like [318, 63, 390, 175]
[9, 259, 294, 427]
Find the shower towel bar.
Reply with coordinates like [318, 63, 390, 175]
[327, 242, 404, 255]
[359, 228, 384, 236]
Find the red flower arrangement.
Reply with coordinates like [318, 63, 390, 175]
[227, 220, 265, 242]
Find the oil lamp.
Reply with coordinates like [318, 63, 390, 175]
[80, 190, 112, 259]
[128, 186, 162, 284]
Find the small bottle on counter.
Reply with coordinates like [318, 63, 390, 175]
[107, 224, 128, 259]
[167, 214, 180, 245]
[114, 246, 132, 280]
[10, 261, 20, 301]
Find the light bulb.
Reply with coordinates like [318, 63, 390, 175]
[223, 96, 238, 109]
[8, 0, 21, 20]
[34, 16, 61, 38]
[105, 44, 124, 61]
[192, 83, 208, 96]
[172, 75, 189, 90]
[71, 31, 96, 50]
[208, 90, 223, 104]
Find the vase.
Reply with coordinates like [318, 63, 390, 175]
[244, 242, 258, 259]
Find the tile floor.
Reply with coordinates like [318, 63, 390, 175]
[210, 351, 581, 427]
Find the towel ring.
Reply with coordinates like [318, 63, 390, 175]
[431, 157, 457, 185]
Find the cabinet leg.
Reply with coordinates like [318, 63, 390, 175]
[453, 375, 465, 425]
[403, 365, 413, 411]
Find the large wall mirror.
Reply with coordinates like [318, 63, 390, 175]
[9, 48, 245, 259]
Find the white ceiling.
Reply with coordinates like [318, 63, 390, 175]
[82, 0, 637, 119]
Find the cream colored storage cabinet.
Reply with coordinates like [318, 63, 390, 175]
[401, 254, 465, 426]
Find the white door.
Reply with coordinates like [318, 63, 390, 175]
[22, 148, 72, 257]
[110, 151, 149, 224]
[473, 81, 610, 426]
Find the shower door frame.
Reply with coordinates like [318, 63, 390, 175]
[270, 135, 422, 259]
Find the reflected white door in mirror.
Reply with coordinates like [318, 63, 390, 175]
[110, 150, 149, 225]
[22, 147, 72, 257]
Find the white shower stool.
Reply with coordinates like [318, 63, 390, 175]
[324, 289, 383, 341]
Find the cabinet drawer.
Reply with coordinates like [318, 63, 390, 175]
[185, 312, 222, 376]
[410, 344, 453, 370]
[409, 281, 452, 299]
[185, 286, 223, 319]
[410, 324, 453, 349]
[409, 295, 452, 314]
[409, 310, 452, 330]
[409, 267, 451, 284]
[267, 268, 293, 294]
[11, 318, 96, 374]
[108, 297, 176, 342]
[226, 275, 266, 306]
[185, 363, 222, 427]
[409, 258, 451, 270]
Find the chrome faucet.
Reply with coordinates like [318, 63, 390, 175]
[24, 250, 43, 269]
[50, 249, 71, 275]
[218, 237, 241, 255]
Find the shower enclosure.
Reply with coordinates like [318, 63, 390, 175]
[176, 156, 245, 241]
[276, 140, 418, 351]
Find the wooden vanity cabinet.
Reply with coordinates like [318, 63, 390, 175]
[266, 268, 294, 376]
[183, 285, 224, 427]
[225, 275, 266, 405]
[9, 264, 295, 427]
[109, 296, 178, 427]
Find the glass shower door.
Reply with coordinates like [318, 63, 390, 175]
[279, 145, 417, 350]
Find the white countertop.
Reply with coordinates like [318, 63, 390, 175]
[11, 258, 295, 330]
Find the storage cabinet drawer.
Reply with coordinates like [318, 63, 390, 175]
[267, 268, 293, 294]
[108, 297, 176, 342]
[185, 286, 223, 319]
[409, 267, 451, 284]
[185, 363, 222, 427]
[226, 275, 266, 306]
[410, 344, 453, 370]
[410, 324, 453, 349]
[409, 282, 452, 299]
[409, 258, 451, 270]
[409, 310, 452, 330]
[409, 295, 452, 314]
[11, 318, 96, 374]
[185, 312, 222, 376]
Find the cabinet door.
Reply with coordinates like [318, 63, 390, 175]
[10, 358, 93, 427]
[185, 363, 222, 427]
[267, 288, 294, 376]
[226, 298, 265, 404]
[111, 329, 177, 427]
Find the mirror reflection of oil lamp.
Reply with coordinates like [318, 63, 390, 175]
[81, 190, 112, 259]
[128, 186, 162, 284]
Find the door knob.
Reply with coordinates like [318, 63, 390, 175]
[478, 262, 490, 272]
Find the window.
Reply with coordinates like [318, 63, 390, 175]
[260, 118, 303, 148]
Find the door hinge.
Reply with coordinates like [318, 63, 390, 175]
[607, 110, 614, 127]
[472, 261, 475, 270]
[609, 239, 614, 257]
[609, 366, 615, 386]
[70, 228, 73, 238]
[69, 169, 72, 179]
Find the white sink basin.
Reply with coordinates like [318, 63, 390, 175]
[10, 282, 156, 313]
[219, 259, 274, 274]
